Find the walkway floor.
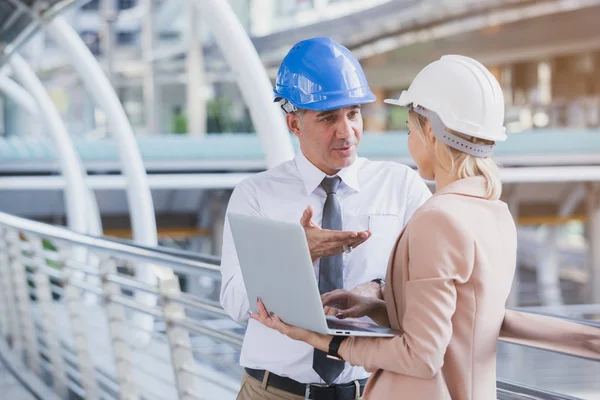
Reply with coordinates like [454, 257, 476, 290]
[0, 357, 35, 400]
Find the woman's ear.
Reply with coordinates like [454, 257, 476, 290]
[286, 113, 302, 137]
[423, 119, 436, 145]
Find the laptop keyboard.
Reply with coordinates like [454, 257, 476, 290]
[326, 318, 381, 333]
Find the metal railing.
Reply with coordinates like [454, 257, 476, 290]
[0, 210, 598, 400]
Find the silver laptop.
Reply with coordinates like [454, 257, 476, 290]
[228, 213, 396, 337]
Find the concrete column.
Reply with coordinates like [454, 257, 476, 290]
[210, 190, 228, 257]
[506, 184, 520, 307]
[249, 0, 275, 36]
[537, 226, 564, 306]
[142, 0, 159, 135]
[186, 0, 207, 135]
[511, 62, 537, 105]
[363, 88, 387, 132]
[586, 182, 600, 303]
[101, 0, 117, 85]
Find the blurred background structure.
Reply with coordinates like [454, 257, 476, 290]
[1, 0, 600, 399]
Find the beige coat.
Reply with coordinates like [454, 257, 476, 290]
[339, 176, 517, 400]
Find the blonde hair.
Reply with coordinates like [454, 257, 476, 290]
[408, 110, 502, 200]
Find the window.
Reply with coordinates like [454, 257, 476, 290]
[118, 0, 136, 10]
[117, 31, 138, 45]
[80, 31, 100, 55]
[81, 0, 99, 11]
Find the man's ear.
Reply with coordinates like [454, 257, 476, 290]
[286, 113, 302, 138]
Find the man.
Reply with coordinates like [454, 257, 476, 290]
[220, 37, 431, 400]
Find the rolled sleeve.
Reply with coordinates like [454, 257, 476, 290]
[219, 182, 261, 323]
[339, 208, 474, 378]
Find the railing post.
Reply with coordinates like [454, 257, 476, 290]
[60, 246, 100, 399]
[30, 236, 69, 397]
[100, 257, 139, 400]
[7, 230, 41, 375]
[159, 272, 199, 399]
[0, 227, 18, 343]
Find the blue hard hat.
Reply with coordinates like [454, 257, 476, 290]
[273, 37, 376, 111]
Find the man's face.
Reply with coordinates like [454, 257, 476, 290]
[287, 106, 363, 175]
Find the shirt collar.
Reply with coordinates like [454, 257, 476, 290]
[294, 151, 361, 195]
[434, 176, 488, 199]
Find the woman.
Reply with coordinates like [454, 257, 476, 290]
[251, 55, 517, 400]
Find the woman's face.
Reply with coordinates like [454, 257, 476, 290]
[407, 113, 435, 181]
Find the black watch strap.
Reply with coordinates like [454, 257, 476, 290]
[327, 336, 347, 361]
[371, 278, 385, 291]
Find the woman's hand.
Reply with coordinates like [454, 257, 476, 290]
[322, 289, 390, 326]
[250, 298, 331, 352]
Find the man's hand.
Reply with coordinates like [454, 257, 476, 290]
[301, 205, 371, 263]
[350, 280, 383, 300]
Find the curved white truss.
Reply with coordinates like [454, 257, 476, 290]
[7, 55, 104, 304]
[7, 55, 94, 237]
[0, 73, 103, 237]
[196, 0, 295, 168]
[45, 17, 161, 339]
[0, 75, 39, 119]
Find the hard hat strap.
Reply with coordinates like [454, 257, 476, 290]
[412, 106, 495, 158]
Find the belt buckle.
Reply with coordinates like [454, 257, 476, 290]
[305, 382, 330, 400]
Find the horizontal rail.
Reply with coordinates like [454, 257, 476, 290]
[171, 292, 231, 317]
[0, 211, 220, 276]
[106, 273, 159, 295]
[497, 378, 582, 400]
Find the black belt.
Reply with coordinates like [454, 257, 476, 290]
[245, 368, 367, 399]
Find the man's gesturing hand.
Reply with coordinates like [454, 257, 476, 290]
[301, 205, 371, 263]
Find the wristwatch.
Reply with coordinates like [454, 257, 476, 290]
[326, 336, 348, 361]
[371, 278, 385, 292]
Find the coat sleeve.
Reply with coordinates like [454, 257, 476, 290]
[339, 208, 474, 378]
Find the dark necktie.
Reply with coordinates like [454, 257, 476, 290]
[312, 176, 345, 384]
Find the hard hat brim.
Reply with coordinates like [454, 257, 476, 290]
[276, 92, 377, 111]
[383, 98, 410, 107]
[383, 97, 508, 142]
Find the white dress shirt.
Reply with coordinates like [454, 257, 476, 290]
[219, 151, 431, 385]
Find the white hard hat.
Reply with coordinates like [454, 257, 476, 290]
[385, 55, 507, 145]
